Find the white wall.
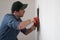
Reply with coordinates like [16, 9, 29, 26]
[0, 0, 37, 40]
[39, 0, 60, 40]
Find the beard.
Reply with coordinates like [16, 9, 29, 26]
[18, 14, 24, 17]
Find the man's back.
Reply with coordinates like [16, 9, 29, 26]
[0, 14, 21, 40]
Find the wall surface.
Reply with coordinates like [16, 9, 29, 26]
[39, 0, 60, 40]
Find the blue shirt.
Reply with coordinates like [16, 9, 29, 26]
[0, 13, 26, 40]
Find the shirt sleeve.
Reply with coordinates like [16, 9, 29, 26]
[7, 16, 21, 30]
[21, 28, 27, 33]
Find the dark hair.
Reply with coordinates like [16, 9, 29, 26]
[11, 1, 23, 13]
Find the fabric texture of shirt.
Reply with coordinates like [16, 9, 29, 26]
[0, 13, 26, 40]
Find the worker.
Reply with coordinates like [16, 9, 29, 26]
[0, 1, 39, 40]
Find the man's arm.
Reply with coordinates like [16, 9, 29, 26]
[18, 17, 38, 30]
[20, 17, 39, 35]
[23, 25, 36, 35]
[18, 19, 33, 30]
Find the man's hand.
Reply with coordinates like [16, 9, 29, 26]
[20, 17, 39, 35]
[24, 25, 36, 35]
[23, 17, 39, 35]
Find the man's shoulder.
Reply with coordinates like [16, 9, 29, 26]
[5, 13, 12, 17]
[2, 13, 14, 21]
[1, 13, 13, 26]
[4, 13, 14, 18]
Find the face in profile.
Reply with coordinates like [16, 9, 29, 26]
[18, 9, 25, 17]
[16, 8, 25, 17]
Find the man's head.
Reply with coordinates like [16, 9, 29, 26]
[11, 1, 28, 17]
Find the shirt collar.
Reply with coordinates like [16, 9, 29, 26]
[12, 14, 20, 21]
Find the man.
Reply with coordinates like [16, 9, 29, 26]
[0, 1, 39, 40]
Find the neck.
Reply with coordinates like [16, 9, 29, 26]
[13, 13, 20, 19]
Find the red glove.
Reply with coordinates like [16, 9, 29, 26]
[33, 17, 39, 27]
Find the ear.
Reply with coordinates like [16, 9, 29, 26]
[14, 10, 18, 13]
